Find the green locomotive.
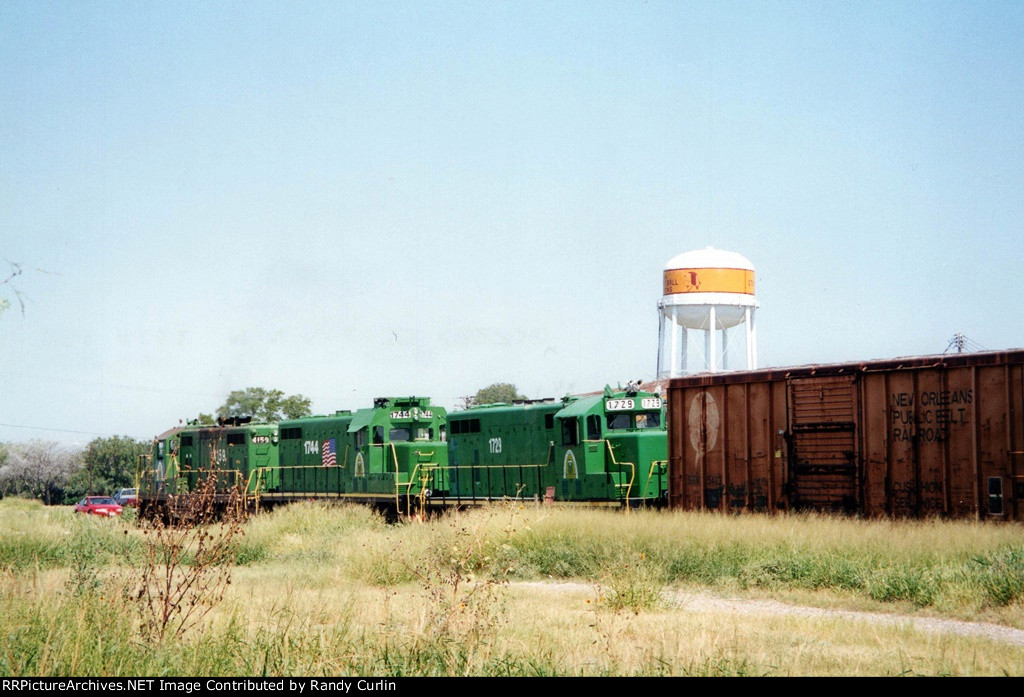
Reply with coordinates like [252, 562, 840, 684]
[438, 386, 668, 506]
[139, 419, 280, 516]
[138, 389, 666, 516]
[259, 396, 448, 513]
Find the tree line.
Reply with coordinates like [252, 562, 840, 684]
[203, 383, 528, 419]
[0, 436, 148, 504]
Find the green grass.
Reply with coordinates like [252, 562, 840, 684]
[2, 570, 1019, 676]
[511, 509, 1024, 612]
[0, 498, 142, 572]
[168, 502, 1024, 615]
[4, 499, 1022, 614]
[1, 498, 1023, 675]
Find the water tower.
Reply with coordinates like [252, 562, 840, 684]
[657, 247, 758, 377]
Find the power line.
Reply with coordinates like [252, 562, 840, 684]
[0, 371, 222, 398]
[0, 422, 111, 437]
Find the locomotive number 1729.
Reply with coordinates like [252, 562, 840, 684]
[606, 399, 635, 411]
[607, 397, 662, 411]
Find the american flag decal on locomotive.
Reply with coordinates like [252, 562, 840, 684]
[321, 438, 337, 467]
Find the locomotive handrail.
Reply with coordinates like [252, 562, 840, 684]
[177, 466, 245, 484]
[643, 460, 668, 502]
[429, 444, 553, 502]
[245, 444, 354, 503]
[135, 454, 150, 493]
[246, 467, 268, 508]
[604, 440, 636, 508]
[398, 459, 429, 516]
[248, 464, 338, 503]
[382, 461, 443, 516]
[400, 462, 442, 516]
[418, 466, 434, 511]
[434, 462, 550, 470]
[402, 462, 423, 517]
[145, 464, 246, 499]
[390, 443, 400, 511]
[365, 442, 403, 509]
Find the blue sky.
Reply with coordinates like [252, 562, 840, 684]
[2, 1, 1023, 445]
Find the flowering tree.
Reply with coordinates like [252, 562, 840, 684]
[0, 441, 81, 504]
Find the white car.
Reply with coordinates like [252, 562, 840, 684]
[112, 488, 138, 506]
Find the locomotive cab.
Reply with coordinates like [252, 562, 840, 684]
[347, 397, 449, 498]
[601, 393, 669, 503]
[552, 389, 668, 504]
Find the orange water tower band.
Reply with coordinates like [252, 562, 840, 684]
[663, 268, 755, 295]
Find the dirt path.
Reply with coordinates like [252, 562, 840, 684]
[512, 581, 1024, 646]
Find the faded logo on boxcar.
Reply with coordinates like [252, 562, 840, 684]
[688, 393, 720, 455]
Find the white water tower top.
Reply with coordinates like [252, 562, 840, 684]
[662, 246, 756, 298]
[657, 246, 760, 376]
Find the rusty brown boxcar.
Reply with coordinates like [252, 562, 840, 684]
[667, 350, 1024, 520]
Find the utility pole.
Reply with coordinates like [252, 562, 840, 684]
[944, 332, 984, 354]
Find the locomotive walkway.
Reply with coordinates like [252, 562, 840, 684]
[514, 581, 1024, 646]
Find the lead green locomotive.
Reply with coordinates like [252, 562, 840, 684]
[439, 386, 668, 506]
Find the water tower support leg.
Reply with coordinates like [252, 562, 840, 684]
[680, 326, 688, 375]
[722, 327, 728, 370]
[747, 307, 757, 369]
[670, 315, 680, 376]
[708, 306, 717, 372]
[657, 310, 665, 378]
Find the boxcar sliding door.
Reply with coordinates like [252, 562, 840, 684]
[786, 376, 860, 513]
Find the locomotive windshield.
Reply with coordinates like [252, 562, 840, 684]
[388, 427, 435, 442]
[606, 411, 661, 430]
[606, 413, 630, 430]
[635, 412, 661, 429]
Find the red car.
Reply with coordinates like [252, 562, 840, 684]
[74, 496, 123, 517]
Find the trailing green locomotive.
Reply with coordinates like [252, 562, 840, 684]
[263, 396, 447, 511]
[139, 418, 280, 517]
[436, 386, 668, 506]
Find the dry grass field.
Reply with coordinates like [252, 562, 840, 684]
[1, 497, 1022, 676]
